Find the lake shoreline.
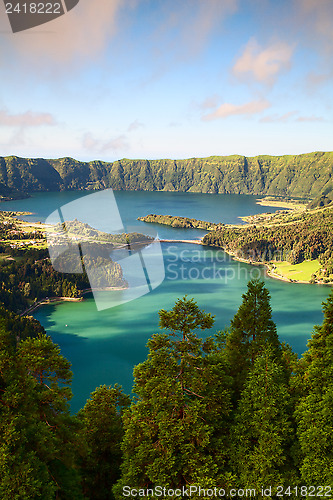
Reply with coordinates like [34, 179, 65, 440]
[7, 192, 331, 312]
[205, 245, 328, 285]
[21, 286, 128, 316]
[255, 197, 308, 210]
[159, 239, 329, 286]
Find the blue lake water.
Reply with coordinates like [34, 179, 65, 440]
[2, 190, 330, 411]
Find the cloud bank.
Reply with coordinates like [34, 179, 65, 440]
[232, 38, 294, 85]
[202, 99, 270, 121]
[0, 108, 56, 127]
[82, 132, 129, 154]
[2, 0, 125, 66]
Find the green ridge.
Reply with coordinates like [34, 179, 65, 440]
[0, 151, 333, 200]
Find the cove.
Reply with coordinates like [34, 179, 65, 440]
[2, 190, 330, 411]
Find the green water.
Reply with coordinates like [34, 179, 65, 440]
[2, 191, 330, 411]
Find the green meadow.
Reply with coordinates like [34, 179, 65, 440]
[274, 260, 321, 281]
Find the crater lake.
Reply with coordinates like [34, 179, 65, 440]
[2, 190, 329, 411]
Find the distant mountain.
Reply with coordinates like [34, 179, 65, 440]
[0, 151, 333, 200]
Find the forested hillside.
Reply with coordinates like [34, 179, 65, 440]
[1, 151, 333, 200]
[1, 281, 333, 497]
[203, 205, 333, 280]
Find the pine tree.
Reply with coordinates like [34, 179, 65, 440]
[295, 291, 333, 485]
[230, 347, 298, 496]
[0, 324, 84, 499]
[224, 279, 282, 400]
[17, 334, 84, 498]
[114, 297, 233, 497]
[0, 323, 55, 499]
[79, 384, 130, 500]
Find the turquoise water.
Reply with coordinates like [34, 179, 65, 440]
[2, 191, 330, 411]
[4, 190, 287, 239]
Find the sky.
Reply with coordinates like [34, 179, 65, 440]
[0, 0, 332, 161]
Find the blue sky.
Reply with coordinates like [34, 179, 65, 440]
[0, 0, 332, 161]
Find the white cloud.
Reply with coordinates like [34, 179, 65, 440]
[127, 120, 144, 132]
[296, 115, 325, 122]
[260, 111, 298, 123]
[155, 0, 238, 56]
[0, 108, 56, 127]
[260, 111, 324, 123]
[168, 121, 181, 127]
[82, 132, 129, 153]
[202, 99, 270, 121]
[1, 0, 239, 72]
[2, 0, 126, 67]
[296, 0, 333, 50]
[232, 38, 294, 85]
[199, 95, 220, 110]
[181, 0, 239, 54]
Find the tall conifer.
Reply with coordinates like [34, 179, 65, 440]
[114, 297, 233, 497]
[231, 347, 297, 495]
[0, 326, 83, 499]
[224, 279, 282, 400]
[295, 291, 333, 485]
[79, 384, 130, 500]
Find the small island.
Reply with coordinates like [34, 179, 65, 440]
[138, 213, 224, 230]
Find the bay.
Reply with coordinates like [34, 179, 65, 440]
[3, 190, 287, 238]
[2, 190, 330, 411]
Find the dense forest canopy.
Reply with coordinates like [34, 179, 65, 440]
[0, 151, 333, 201]
[202, 205, 333, 280]
[1, 281, 333, 498]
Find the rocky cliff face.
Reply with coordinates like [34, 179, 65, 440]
[0, 151, 332, 200]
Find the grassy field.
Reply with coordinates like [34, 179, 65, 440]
[273, 260, 321, 281]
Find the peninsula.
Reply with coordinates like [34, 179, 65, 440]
[139, 203, 333, 285]
[0, 212, 153, 315]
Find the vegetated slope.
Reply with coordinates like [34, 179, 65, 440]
[307, 192, 333, 209]
[0, 151, 333, 199]
[202, 206, 333, 279]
